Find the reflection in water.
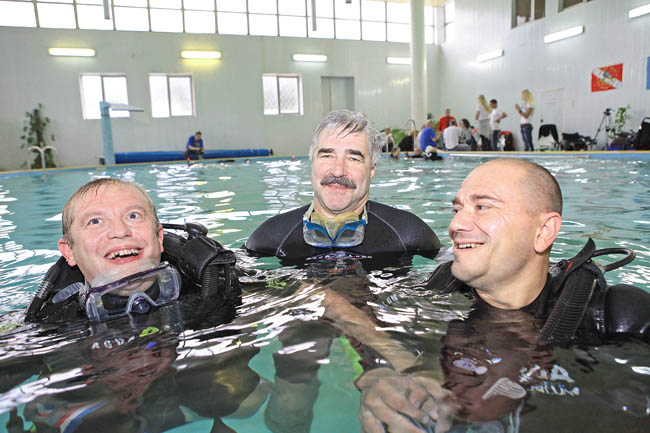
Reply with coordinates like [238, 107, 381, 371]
[0, 158, 649, 432]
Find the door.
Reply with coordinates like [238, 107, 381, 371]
[322, 76, 355, 116]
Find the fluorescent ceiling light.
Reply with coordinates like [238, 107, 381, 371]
[628, 3, 650, 18]
[48, 48, 95, 57]
[386, 57, 411, 65]
[292, 54, 327, 62]
[476, 49, 504, 63]
[544, 25, 584, 44]
[181, 50, 222, 59]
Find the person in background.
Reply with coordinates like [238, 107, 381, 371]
[377, 127, 395, 152]
[515, 89, 535, 151]
[184, 131, 204, 160]
[398, 129, 415, 152]
[390, 146, 401, 159]
[459, 118, 477, 151]
[443, 120, 469, 152]
[437, 109, 456, 148]
[474, 95, 491, 150]
[416, 119, 439, 156]
[488, 100, 507, 151]
[437, 109, 456, 135]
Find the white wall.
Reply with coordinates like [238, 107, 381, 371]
[0, 27, 439, 170]
[2, 0, 648, 169]
[437, 0, 650, 150]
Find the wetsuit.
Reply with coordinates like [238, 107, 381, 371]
[245, 200, 441, 263]
[426, 261, 650, 342]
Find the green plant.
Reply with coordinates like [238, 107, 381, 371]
[391, 128, 406, 146]
[609, 105, 631, 140]
[21, 104, 56, 168]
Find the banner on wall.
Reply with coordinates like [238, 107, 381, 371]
[646, 57, 650, 90]
[591, 63, 623, 92]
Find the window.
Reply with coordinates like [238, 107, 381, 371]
[263, 74, 302, 115]
[513, 0, 544, 27]
[80, 74, 129, 120]
[559, 0, 591, 11]
[149, 74, 194, 118]
[1, 0, 437, 44]
[0, 1, 36, 28]
[444, 1, 454, 43]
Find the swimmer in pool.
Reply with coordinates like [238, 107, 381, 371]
[245, 109, 442, 263]
[25, 178, 238, 323]
[355, 159, 650, 432]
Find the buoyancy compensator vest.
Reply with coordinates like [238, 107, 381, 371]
[424, 238, 636, 344]
[24, 222, 239, 323]
[538, 238, 634, 344]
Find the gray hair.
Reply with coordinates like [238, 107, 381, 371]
[309, 109, 381, 166]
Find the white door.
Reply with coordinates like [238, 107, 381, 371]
[322, 76, 354, 116]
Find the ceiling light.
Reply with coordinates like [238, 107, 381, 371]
[629, 3, 650, 18]
[48, 48, 96, 57]
[476, 49, 504, 63]
[181, 50, 222, 59]
[386, 57, 411, 65]
[543, 25, 584, 44]
[292, 54, 327, 62]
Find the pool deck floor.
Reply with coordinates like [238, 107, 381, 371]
[437, 150, 650, 160]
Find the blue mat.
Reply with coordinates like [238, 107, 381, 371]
[115, 149, 270, 164]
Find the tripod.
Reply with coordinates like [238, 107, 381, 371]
[592, 109, 612, 149]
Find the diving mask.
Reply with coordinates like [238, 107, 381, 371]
[54, 262, 182, 322]
[302, 202, 367, 248]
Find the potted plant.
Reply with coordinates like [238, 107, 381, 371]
[21, 104, 56, 168]
[609, 105, 631, 140]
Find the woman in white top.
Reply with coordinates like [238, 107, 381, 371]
[515, 89, 535, 151]
[474, 95, 491, 150]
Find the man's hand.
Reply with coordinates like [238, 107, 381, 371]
[357, 368, 457, 433]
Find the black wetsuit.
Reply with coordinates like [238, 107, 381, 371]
[427, 261, 650, 342]
[245, 200, 441, 263]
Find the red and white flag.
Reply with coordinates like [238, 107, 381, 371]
[591, 63, 623, 92]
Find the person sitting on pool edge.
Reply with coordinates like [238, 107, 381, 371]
[245, 109, 442, 263]
[354, 159, 650, 432]
[25, 178, 238, 323]
[184, 131, 204, 160]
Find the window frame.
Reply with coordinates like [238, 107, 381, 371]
[262, 73, 303, 116]
[79, 72, 130, 120]
[148, 73, 196, 118]
[512, 0, 545, 28]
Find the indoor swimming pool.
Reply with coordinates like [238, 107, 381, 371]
[0, 156, 649, 432]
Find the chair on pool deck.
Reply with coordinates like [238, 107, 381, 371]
[538, 124, 559, 151]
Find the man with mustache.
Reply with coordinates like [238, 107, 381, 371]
[246, 109, 441, 262]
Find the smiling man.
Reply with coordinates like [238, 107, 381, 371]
[58, 179, 164, 286]
[354, 159, 650, 433]
[25, 178, 239, 323]
[245, 109, 441, 262]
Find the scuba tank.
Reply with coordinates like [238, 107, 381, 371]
[25, 222, 239, 323]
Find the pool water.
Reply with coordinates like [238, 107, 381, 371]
[0, 157, 649, 432]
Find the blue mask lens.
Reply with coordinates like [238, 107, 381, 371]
[84, 262, 181, 322]
[303, 214, 367, 248]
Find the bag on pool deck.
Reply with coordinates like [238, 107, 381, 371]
[499, 131, 514, 151]
[633, 117, 650, 150]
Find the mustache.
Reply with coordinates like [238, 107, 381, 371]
[321, 175, 357, 189]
